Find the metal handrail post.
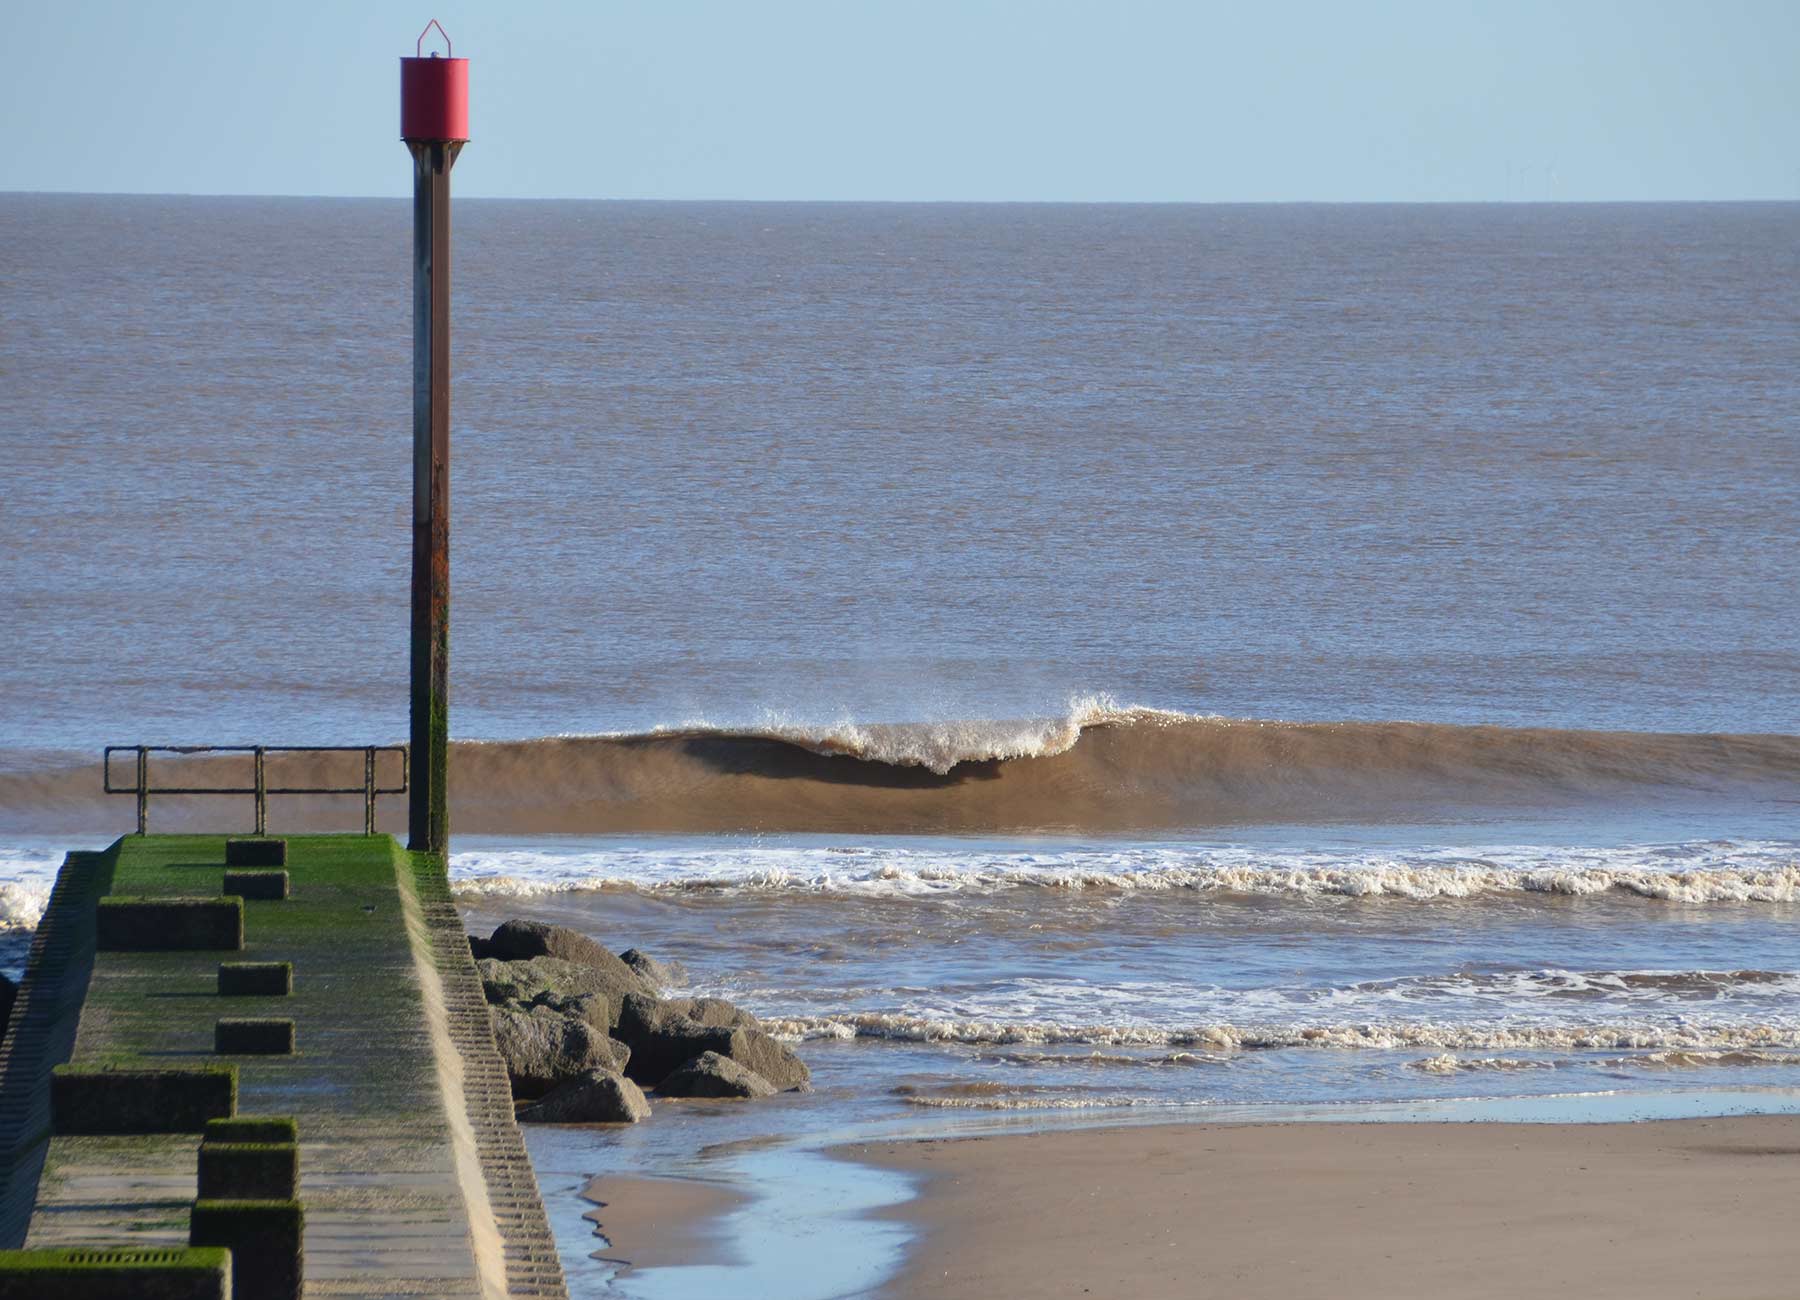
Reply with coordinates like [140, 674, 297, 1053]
[254, 746, 267, 835]
[364, 747, 377, 835]
[136, 747, 148, 835]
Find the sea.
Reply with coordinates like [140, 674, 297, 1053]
[2, 195, 1797, 1295]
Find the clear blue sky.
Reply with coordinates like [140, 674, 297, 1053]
[4, 0, 1796, 201]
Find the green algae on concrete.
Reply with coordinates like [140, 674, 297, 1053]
[216, 961, 291, 997]
[203, 1116, 296, 1145]
[212, 1018, 294, 1056]
[95, 897, 242, 952]
[224, 839, 287, 868]
[1, 834, 568, 1298]
[190, 1197, 303, 1299]
[222, 869, 289, 900]
[0, 1245, 230, 1300]
[197, 1140, 298, 1200]
[50, 1065, 237, 1135]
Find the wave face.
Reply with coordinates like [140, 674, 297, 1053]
[3, 701, 1797, 835]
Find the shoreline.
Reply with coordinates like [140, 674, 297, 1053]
[840, 1114, 1800, 1300]
[582, 1174, 749, 1274]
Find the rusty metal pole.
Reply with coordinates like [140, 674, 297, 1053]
[401, 28, 468, 857]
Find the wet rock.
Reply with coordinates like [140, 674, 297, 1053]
[480, 939, 647, 1024]
[620, 948, 686, 992]
[518, 1068, 651, 1124]
[487, 921, 650, 992]
[617, 992, 759, 1043]
[535, 990, 610, 1031]
[620, 1015, 810, 1092]
[0, 972, 14, 1043]
[489, 1004, 630, 1098]
[659, 1052, 777, 1099]
[710, 1026, 810, 1092]
[478, 957, 631, 1029]
[467, 933, 494, 960]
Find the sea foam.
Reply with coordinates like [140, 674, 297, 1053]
[448, 840, 1800, 905]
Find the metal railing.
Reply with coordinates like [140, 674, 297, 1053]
[104, 745, 409, 836]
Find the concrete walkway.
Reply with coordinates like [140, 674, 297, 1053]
[0, 834, 566, 1299]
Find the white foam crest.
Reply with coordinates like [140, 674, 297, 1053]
[1413, 1047, 1800, 1074]
[1610, 1048, 1800, 1069]
[0, 882, 48, 933]
[449, 839, 1800, 906]
[763, 1012, 1800, 1053]
[980, 1049, 1231, 1068]
[899, 1093, 1165, 1111]
[653, 693, 1188, 775]
[1410, 1055, 1559, 1074]
[0, 846, 66, 933]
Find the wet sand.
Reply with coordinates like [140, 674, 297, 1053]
[582, 1174, 747, 1273]
[847, 1117, 1800, 1300]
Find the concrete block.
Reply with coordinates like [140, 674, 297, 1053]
[225, 838, 287, 867]
[205, 1115, 298, 1145]
[218, 962, 292, 996]
[223, 870, 288, 900]
[0, 1247, 230, 1300]
[97, 897, 242, 951]
[190, 1199, 303, 1300]
[215, 1018, 294, 1055]
[51, 1065, 236, 1135]
[198, 1142, 298, 1200]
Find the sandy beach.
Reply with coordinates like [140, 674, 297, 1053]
[846, 1116, 1800, 1300]
[583, 1174, 748, 1273]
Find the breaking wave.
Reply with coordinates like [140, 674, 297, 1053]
[1412, 1048, 1800, 1074]
[450, 850, 1800, 905]
[0, 883, 48, 934]
[3, 699, 1796, 834]
[763, 1014, 1800, 1053]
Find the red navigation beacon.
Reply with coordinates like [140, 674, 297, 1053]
[401, 20, 469, 142]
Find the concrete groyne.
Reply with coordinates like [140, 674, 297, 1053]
[0, 834, 567, 1298]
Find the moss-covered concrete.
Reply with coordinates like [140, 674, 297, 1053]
[0, 1245, 229, 1299]
[203, 1116, 296, 1146]
[196, 1140, 298, 1200]
[190, 1197, 303, 1299]
[222, 870, 289, 901]
[50, 1065, 236, 1134]
[217, 962, 291, 997]
[0, 835, 567, 1298]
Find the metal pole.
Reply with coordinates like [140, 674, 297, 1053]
[407, 138, 461, 856]
[254, 745, 267, 835]
[136, 747, 148, 835]
[364, 746, 377, 836]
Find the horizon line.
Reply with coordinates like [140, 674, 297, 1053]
[5, 188, 1800, 206]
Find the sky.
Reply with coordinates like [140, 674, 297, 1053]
[2, 1, 1796, 202]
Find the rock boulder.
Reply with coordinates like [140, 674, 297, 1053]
[487, 921, 650, 991]
[479, 956, 639, 1029]
[619, 948, 685, 992]
[658, 1052, 777, 1099]
[619, 1015, 809, 1092]
[517, 1068, 651, 1124]
[489, 1004, 629, 1098]
[617, 992, 759, 1043]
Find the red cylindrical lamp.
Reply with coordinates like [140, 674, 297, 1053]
[401, 24, 469, 142]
